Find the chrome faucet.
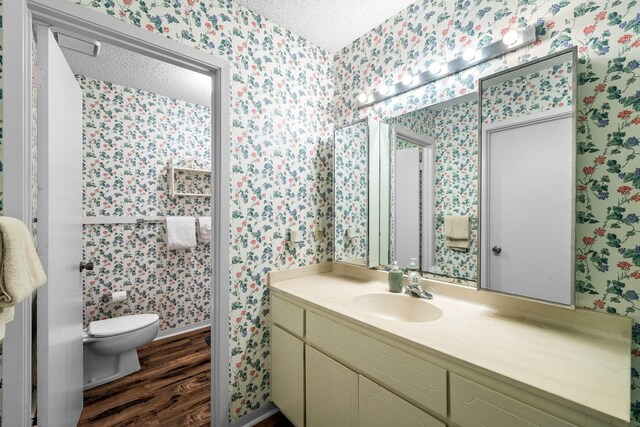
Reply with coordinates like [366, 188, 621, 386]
[405, 284, 433, 299]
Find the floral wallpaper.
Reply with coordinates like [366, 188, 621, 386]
[0, 0, 636, 424]
[482, 59, 574, 123]
[81, 76, 212, 217]
[432, 100, 479, 280]
[79, 76, 212, 331]
[391, 106, 434, 139]
[334, 121, 368, 264]
[65, 0, 335, 421]
[333, 0, 640, 422]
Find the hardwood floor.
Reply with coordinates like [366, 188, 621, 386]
[79, 327, 294, 426]
[79, 328, 211, 426]
[254, 412, 294, 427]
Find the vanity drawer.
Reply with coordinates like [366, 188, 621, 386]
[271, 295, 304, 338]
[360, 375, 446, 427]
[450, 374, 576, 427]
[306, 311, 447, 417]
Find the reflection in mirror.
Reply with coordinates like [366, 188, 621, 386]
[383, 94, 479, 284]
[334, 120, 369, 266]
[479, 47, 576, 306]
[334, 119, 388, 268]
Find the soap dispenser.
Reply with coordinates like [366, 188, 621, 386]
[407, 258, 421, 287]
[388, 261, 403, 293]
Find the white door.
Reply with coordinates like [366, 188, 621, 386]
[36, 26, 84, 426]
[394, 146, 421, 267]
[483, 111, 573, 305]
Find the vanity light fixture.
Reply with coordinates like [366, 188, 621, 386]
[357, 26, 537, 109]
[462, 47, 477, 62]
[377, 84, 390, 96]
[401, 74, 414, 86]
[428, 62, 442, 75]
[502, 29, 519, 46]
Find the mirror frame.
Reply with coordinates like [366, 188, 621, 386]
[476, 46, 578, 307]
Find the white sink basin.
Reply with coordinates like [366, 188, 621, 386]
[351, 293, 443, 323]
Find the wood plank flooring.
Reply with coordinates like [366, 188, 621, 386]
[78, 327, 294, 426]
[254, 412, 294, 427]
[79, 328, 211, 426]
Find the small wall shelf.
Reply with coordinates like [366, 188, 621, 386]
[168, 157, 212, 197]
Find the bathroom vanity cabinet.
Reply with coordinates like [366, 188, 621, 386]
[269, 266, 630, 427]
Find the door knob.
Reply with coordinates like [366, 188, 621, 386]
[80, 261, 94, 272]
[492, 246, 502, 255]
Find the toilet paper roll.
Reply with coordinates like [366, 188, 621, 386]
[111, 290, 127, 303]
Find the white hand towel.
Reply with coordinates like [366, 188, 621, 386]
[0, 217, 47, 308]
[166, 217, 197, 250]
[197, 217, 212, 243]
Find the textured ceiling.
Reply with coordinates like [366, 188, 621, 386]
[235, 0, 416, 52]
[61, 42, 211, 106]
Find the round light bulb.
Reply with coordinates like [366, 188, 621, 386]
[357, 93, 368, 104]
[378, 84, 390, 96]
[401, 74, 414, 86]
[462, 47, 477, 61]
[502, 30, 519, 46]
[429, 62, 442, 75]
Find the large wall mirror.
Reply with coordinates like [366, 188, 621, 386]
[382, 94, 479, 284]
[479, 47, 577, 305]
[333, 47, 577, 306]
[334, 118, 390, 267]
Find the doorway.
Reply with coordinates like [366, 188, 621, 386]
[3, 2, 230, 426]
[393, 127, 436, 272]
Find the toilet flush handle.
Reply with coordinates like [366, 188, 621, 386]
[80, 261, 94, 272]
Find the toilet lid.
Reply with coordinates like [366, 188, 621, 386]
[88, 314, 159, 337]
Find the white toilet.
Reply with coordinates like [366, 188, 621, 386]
[83, 313, 160, 389]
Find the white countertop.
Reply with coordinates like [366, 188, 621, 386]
[269, 269, 631, 425]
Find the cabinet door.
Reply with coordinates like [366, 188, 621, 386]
[450, 374, 576, 427]
[272, 325, 305, 426]
[359, 376, 445, 427]
[306, 346, 358, 427]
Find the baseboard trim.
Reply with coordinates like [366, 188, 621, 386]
[230, 403, 279, 427]
[154, 320, 211, 341]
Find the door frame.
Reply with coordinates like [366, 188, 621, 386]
[479, 107, 575, 306]
[3, 1, 35, 426]
[393, 126, 436, 272]
[3, 1, 231, 426]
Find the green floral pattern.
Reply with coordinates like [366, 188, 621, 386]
[334, 121, 368, 264]
[79, 76, 212, 331]
[482, 59, 574, 123]
[68, 0, 335, 420]
[334, 0, 640, 422]
[0, 0, 638, 423]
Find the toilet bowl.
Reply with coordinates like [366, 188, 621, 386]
[83, 313, 159, 389]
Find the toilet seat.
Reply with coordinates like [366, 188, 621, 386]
[88, 314, 159, 338]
